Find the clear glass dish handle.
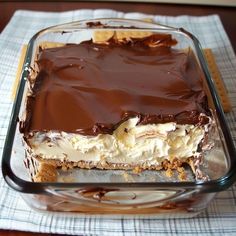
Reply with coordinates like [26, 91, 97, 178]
[46, 187, 197, 209]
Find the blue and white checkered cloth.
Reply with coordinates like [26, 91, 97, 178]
[0, 9, 236, 236]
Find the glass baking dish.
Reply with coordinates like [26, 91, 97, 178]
[2, 18, 236, 218]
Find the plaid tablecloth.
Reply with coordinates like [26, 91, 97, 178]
[0, 9, 236, 236]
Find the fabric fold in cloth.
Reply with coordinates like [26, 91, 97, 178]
[0, 9, 236, 236]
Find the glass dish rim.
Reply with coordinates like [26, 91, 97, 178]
[2, 18, 236, 194]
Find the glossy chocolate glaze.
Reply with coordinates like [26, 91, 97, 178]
[23, 34, 209, 135]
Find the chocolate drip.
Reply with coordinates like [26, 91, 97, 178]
[22, 34, 209, 136]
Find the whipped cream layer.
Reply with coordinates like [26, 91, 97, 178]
[27, 117, 209, 166]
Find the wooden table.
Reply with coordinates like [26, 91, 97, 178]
[0, 2, 236, 236]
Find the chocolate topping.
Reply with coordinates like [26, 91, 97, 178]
[23, 34, 209, 136]
[86, 21, 103, 28]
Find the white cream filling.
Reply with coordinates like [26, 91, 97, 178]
[27, 117, 207, 166]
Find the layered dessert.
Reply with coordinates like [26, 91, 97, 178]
[20, 31, 214, 178]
